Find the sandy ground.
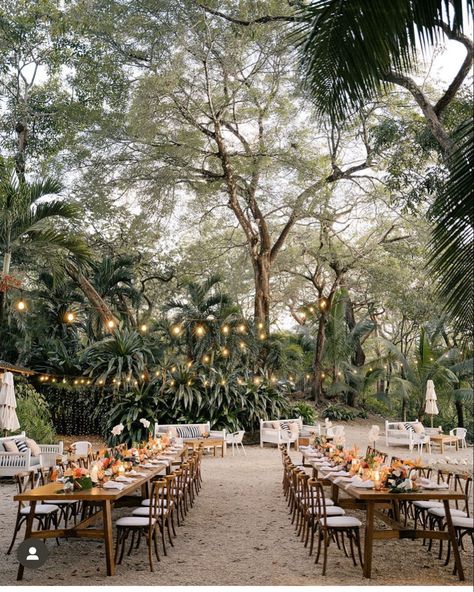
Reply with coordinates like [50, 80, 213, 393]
[0, 421, 472, 587]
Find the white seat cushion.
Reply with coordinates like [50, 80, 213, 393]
[132, 506, 169, 516]
[21, 504, 59, 515]
[452, 517, 474, 529]
[116, 516, 155, 527]
[310, 506, 345, 516]
[427, 508, 467, 518]
[324, 516, 362, 528]
[412, 501, 444, 509]
[141, 498, 171, 506]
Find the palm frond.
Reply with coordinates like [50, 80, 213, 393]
[297, 0, 471, 122]
[429, 118, 474, 333]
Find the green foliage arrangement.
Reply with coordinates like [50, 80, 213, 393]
[291, 401, 317, 425]
[14, 380, 57, 443]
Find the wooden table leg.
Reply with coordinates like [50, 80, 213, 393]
[443, 500, 464, 581]
[17, 501, 37, 581]
[102, 500, 115, 576]
[363, 502, 375, 578]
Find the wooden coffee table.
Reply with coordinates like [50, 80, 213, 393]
[186, 437, 225, 457]
[430, 434, 459, 453]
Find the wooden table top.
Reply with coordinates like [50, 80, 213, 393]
[15, 448, 185, 503]
[429, 434, 458, 442]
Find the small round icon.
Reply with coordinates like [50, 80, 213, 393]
[16, 538, 49, 569]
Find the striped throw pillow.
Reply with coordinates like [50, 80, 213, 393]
[176, 425, 201, 439]
[15, 439, 29, 453]
[404, 423, 415, 433]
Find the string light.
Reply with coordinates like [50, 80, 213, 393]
[300, 311, 306, 319]
[202, 355, 210, 363]
[171, 366, 176, 373]
[140, 323, 148, 333]
[318, 297, 329, 312]
[237, 323, 246, 333]
[221, 325, 230, 335]
[171, 325, 182, 336]
[186, 360, 193, 368]
[239, 341, 246, 350]
[106, 319, 115, 329]
[140, 374, 145, 379]
[220, 379, 226, 386]
[254, 376, 261, 385]
[309, 306, 314, 313]
[155, 370, 160, 376]
[221, 347, 229, 357]
[64, 311, 75, 323]
[305, 374, 311, 379]
[321, 372, 325, 379]
[270, 376, 277, 384]
[259, 332, 266, 340]
[74, 379, 79, 385]
[195, 324, 206, 337]
[337, 371, 342, 377]
[257, 322, 264, 329]
[15, 299, 27, 311]
[187, 380, 193, 386]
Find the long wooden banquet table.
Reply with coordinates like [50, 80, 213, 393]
[14, 447, 186, 581]
[301, 450, 466, 581]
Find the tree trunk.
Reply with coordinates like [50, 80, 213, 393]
[15, 121, 28, 182]
[253, 253, 271, 330]
[311, 313, 327, 403]
[345, 294, 366, 367]
[401, 397, 407, 422]
[455, 399, 464, 428]
[64, 263, 117, 327]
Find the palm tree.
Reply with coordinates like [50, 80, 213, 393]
[82, 327, 153, 384]
[85, 255, 142, 338]
[163, 274, 239, 361]
[0, 162, 89, 315]
[298, 0, 473, 331]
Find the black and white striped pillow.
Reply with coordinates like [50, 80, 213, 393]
[176, 425, 201, 438]
[404, 423, 415, 433]
[15, 439, 29, 453]
[280, 421, 292, 435]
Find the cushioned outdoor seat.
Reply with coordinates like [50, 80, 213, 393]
[21, 504, 59, 515]
[412, 501, 444, 509]
[324, 516, 362, 528]
[452, 516, 474, 528]
[309, 505, 345, 516]
[116, 516, 155, 527]
[427, 507, 468, 518]
[132, 506, 171, 516]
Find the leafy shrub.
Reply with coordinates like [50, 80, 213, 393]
[14, 380, 57, 443]
[365, 396, 390, 417]
[102, 370, 291, 444]
[323, 405, 357, 421]
[104, 384, 158, 446]
[291, 401, 317, 424]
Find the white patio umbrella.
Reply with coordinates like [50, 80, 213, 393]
[0, 371, 20, 433]
[424, 379, 439, 428]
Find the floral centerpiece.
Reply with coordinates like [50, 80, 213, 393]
[384, 461, 418, 493]
[64, 467, 93, 490]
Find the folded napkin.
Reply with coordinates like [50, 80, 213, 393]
[350, 476, 374, 488]
[325, 470, 350, 478]
[334, 476, 353, 484]
[115, 476, 135, 483]
[155, 458, 171, 466]
[419, 478, 449, 490]
[103, 481, 125, 490]
[126, 471, 147, 477]
[139, 463, 156, 468]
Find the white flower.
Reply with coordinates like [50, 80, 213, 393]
[111, 423, 124, 436]
[139, 418, 151, 428]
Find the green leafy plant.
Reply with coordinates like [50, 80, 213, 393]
[291, 401, 317, 424]
[323, 404, 357, 422]
[14, 380, 57, 443]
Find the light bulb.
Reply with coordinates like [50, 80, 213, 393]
[221, 325, 230, 335]
[107, 319, 115, 329]
[16, 300, 26, 311]
[140, 323, 148, 332]
[65, 311, 75, 323]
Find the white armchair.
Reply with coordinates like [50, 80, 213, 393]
[450, 428, 468, 449]
[226, 431, 246, 456]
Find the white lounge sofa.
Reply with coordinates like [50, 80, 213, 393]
[260, 418, 320, 450]
[155, 422, 226, 451]
[0, 432, 64, 478]
[385, 420, 431, 453]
